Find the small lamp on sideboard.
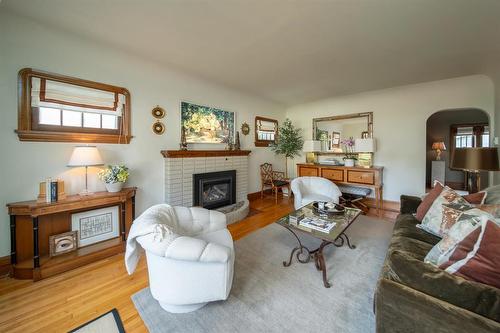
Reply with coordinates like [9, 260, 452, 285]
[451, 147, 499, 193]
[68, 146, 104, 195]
[302, 140, 322, 163]
[355, 138, 376, 167]
[432, 141, 446, 161]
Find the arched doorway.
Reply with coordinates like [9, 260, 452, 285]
[426, 108, 490, 191]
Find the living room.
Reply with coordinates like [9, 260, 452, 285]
[0, 1, 499, 332]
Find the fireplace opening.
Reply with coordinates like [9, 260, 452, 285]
[193, 170, 236, 209]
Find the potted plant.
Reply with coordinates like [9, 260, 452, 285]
[98, 165, 130, 192]
[270, 119, 304, 178]
[341, 137, 357, 167]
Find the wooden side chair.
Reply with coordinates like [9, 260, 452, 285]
[260, 163, 291, 204]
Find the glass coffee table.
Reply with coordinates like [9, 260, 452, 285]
[276, 202, 362, 288]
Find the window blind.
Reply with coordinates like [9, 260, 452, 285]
[31, 77, 124, 116]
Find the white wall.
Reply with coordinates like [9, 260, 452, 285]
[0, 12, 285, 257]
[286, 75, 495, 201]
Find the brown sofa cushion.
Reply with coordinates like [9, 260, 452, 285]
[382, 249, 500, 322]
[392, 214, 441, 246]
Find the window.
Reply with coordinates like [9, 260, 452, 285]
[454, 126, 474, 148]
[17, 68, 131, 143]
[35, 107, 118, 132]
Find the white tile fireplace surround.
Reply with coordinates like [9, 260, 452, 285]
[162, 150, 250, 207]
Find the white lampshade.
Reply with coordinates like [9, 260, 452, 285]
[355, 138, 376, 153]
[67, 146, 104, 167]
[303, 140, 322, 152]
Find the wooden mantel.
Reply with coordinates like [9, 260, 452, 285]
[161, 150, 252, 158]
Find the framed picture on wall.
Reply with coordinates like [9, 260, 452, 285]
[181, 101, 235, 144]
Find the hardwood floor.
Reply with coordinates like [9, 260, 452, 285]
[0, 195, 393, 332]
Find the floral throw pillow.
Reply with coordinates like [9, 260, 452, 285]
[424, 209, 497, 266]
[440, 203, 474, 235]
[419, 187, 470, 237]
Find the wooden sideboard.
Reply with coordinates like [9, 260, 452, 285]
[297, 164, 384, 214]
[6, 187, 136, 280]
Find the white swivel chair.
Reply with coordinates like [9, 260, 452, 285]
[291, 176, 342, 209]
[136, 205, 234, 313]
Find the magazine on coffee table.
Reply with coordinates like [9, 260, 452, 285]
[299, 217, 336, 233]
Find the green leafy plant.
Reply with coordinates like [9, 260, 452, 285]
[270, 119, 304, 177]
[98, 165, 130, 184]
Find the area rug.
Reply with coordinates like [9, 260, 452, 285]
[132, 215, 394, 333]
[69, 308, 125, 333]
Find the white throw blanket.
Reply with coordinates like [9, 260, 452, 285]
[125, 204, 179, 274]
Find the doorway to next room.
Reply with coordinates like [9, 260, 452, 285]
[426, 108, 490, 192]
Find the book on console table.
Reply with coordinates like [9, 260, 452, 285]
[299, 217, 336, 233]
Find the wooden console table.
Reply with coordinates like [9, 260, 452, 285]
[6, 187, 136, 280]
[297, 164, 384, 215]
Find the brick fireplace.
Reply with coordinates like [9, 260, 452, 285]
[162, 150, 251, 207]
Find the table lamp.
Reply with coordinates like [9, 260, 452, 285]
[451, 147, 499, 193]
[432, 142, 446, 160]
[68, 146, 104, 195]
[355, 138, 376, 167]
[303, 140, 322, 163]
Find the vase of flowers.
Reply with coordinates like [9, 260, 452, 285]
[341, 137, 357, 167]
[98, 165, 130, 192]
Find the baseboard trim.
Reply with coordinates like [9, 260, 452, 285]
[362, 198, 400, 212]
[248, 191, 400, 210]
[0, 255, 11, 277]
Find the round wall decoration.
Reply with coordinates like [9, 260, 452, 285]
[152, 106, 166, 119]
[241, 122, 250, 135]
[152, 121, 165, 135]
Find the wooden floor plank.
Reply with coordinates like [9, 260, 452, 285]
[0, 196, 393, 332]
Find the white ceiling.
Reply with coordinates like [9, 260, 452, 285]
[2, 0, 500, 105]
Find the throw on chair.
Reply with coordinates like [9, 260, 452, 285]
[125, 204, 234, 313]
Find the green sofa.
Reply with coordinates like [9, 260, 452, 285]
[374, 195, 500, 333]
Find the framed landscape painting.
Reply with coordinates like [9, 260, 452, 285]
[181, 101, 235, 144]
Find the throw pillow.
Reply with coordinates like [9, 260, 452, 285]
[463, 191, 487, 205]
[439, 219, 500, 289]
[416, 182, 444, 221]
[419, 187, 469, 237]
[475, 204, 500, 218]
[440, 203, 474, 235]
[424, 209, 497, 265]
[483, 184, 500, 204]
[415, 181, 485, 221]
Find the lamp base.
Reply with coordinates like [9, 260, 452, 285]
[466, 171, 481, 194]
[79, 189, 94, 196]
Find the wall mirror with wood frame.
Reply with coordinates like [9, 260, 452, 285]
[312, 112, 373, 152]
[254, 116, 278, 147]
[17, 68, 132, 144]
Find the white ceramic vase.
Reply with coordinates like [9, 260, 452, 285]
[344, 158, 355, 167]
[105, 182, 124, 192]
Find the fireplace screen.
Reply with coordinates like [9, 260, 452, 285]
[203, 182, 229, 204]
[193, 170, 236, 209]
